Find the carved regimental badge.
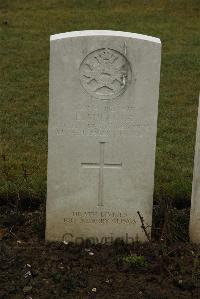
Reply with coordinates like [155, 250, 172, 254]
[80, 48, 132, 100]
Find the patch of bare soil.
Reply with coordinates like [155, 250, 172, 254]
[0, 203, 200, 299]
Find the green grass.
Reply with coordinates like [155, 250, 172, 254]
[0, 0, 200, 203]
[121, 254, 149, 268]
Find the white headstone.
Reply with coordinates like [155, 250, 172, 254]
[190, 94, 200, 243]
[46, 30, 161, 243]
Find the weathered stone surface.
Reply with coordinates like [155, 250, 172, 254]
[46, 30, 161, 243]
[190, 94, 200, 243]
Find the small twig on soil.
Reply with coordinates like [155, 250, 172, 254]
[137, 211, 151, 242]
[166, 248, 177, 256]
[9, 226, 17, 239]
[165, 265, 176, 281]
[137, 210, 178, 284]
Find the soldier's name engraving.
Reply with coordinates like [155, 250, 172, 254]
[75, 105, 135, 123]
[55, 104, 154, 137]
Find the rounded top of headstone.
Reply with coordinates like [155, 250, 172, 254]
[50, 30, 161, 44]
